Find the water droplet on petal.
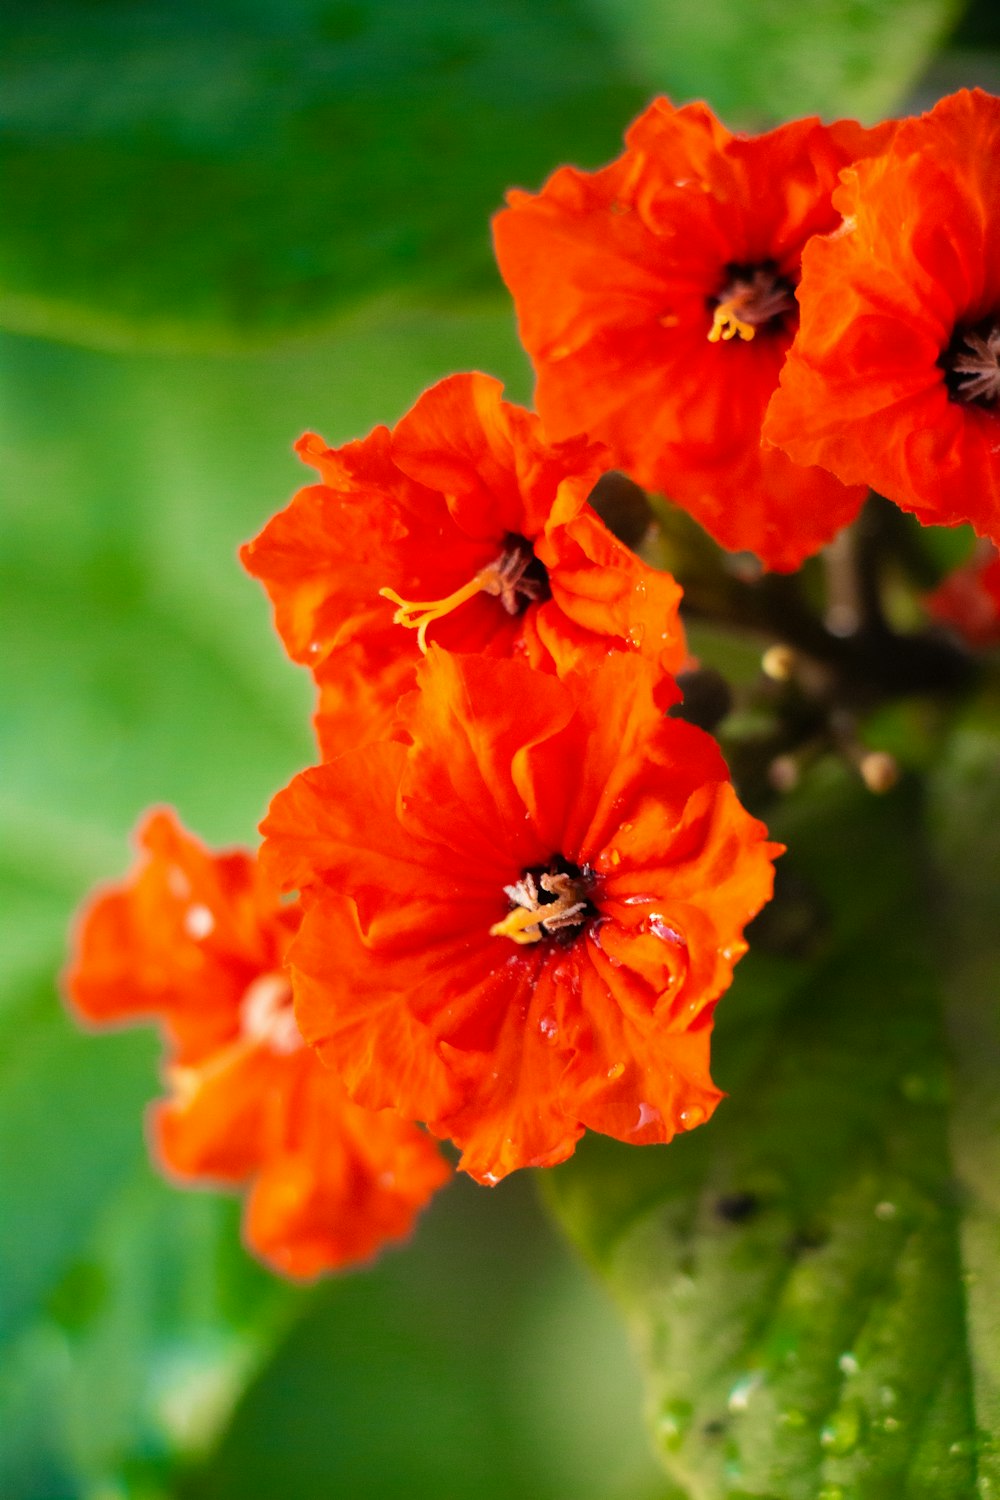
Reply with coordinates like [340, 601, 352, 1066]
[539, 1013, 559, 1046]
[627, 623, 645, 648]
[680, 1104, 707, 1129]
[607, 848, 622, 867]
[632, 1100, 661, 1133]
[184, 904, 215, 940]
[607, 1061, 625, 1081]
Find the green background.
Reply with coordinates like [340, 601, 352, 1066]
[3, 1, 999, 1495]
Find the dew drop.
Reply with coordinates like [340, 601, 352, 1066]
[632, 1100, 661, 1133]
[184, 904, 215, 940]
[650, 915, 685, 944]
[680, 1104, 707, 1129]
[627, 623, 645, 648]
[607, 848, 622, 867]
[607, 1061, 625, 1081]
[539, 1014, 559, 1046]
[819, 1404, 862, 1455]
[727, 1373, 760, 1413]
[657, 1398, 693, 1451]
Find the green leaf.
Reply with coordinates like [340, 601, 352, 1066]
[0, 0, 648, 350]
[544, 763, 996, 1498]
[926, 719, 1000, 1490]
[584, 0, 963, 125]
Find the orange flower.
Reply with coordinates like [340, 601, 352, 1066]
[765, 90, 1000, 542]
[925, 541, 1000, 648]
[493, 100, 892, 571]
[262, 650, 779, 1185]
[241, 372, 685, 758]
[64, 811, 449, 1279]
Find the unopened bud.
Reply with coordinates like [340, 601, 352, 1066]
[769, 754, 800, 793]
[762, 644, 796, 682]
[860, 751, 899, 795]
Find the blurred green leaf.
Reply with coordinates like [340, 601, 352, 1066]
[927, 718, 1000, 1489]
[584, 0, 963, 124]
[1, 0, 966, 352]
[0, 0, 648, 350]
[544, 763, 996, 1498]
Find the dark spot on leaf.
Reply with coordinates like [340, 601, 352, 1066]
[715, 1191, 760, 1224]
[788, 1222, 829, 1255]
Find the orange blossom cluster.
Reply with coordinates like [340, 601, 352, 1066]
[66, 85, 1000, 1278]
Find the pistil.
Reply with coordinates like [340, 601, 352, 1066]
[708, 261, 798, 344]
[940, 321, 1000, 406]
[491, 867, 592, 946]
[380, 535, 548, 652]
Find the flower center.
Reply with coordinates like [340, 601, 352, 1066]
[241, 972, 302, 1054]
[939, 319, 1000, 406]
[490, 857, 595, 947]
[380, 533, 550, 653]
[707, 260, 798, 344]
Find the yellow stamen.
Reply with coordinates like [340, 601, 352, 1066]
[490, 904, 547, 945]
[380, 575, 487, 653]
[708, 301, 757, 344]
[490, 870, 590, 946]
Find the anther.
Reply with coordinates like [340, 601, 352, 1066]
[708, 261, 797, 345]
[381, 536, 548, 652]
[490, 866, 593, 946]
[940, 321, 1000, 406]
